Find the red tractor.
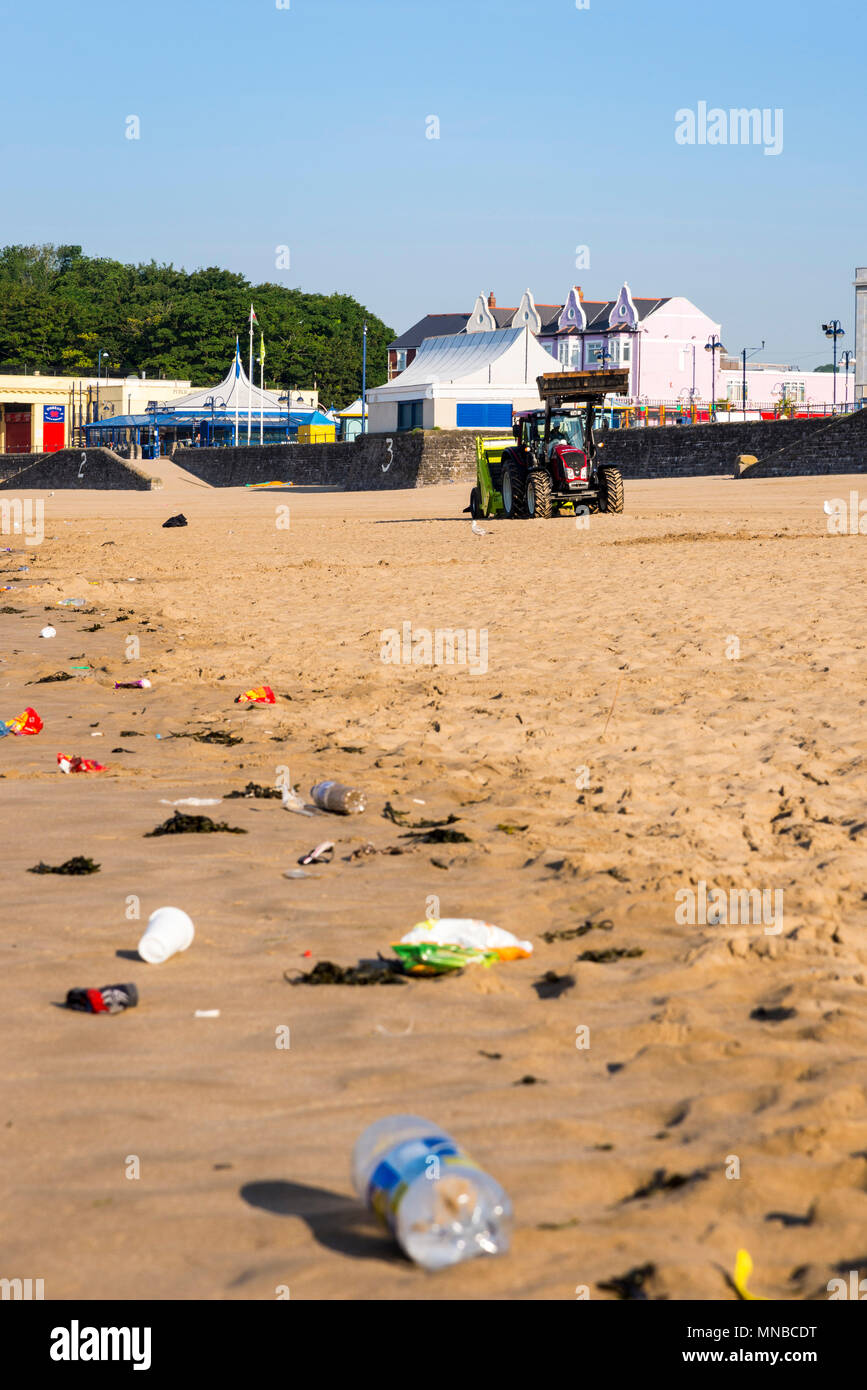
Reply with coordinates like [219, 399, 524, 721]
[497, 369, 627, 519]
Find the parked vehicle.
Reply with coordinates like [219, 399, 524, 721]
[467, 369, 628, 519]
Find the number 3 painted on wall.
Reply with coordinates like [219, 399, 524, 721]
[382, 438, 393, 473]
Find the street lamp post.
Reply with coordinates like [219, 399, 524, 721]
[840, 350, 854, 411]
[96, 348, 104, 425]
[821, 320, 845, 410]
[203, 395, 225, 447]
[740, 340, 765, 420]
[705, 335, 722, 421]
[361, 322, 368, 434]
[278, 390, 292, 443]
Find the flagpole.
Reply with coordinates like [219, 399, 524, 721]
[234, 336, 239, 447]
[247, 305, 254, 444]
[259, 334, 264, 446]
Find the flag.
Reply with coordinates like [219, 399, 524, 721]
[259, 332, 265, 364]
[235, 337, 241, 378]
[250, 304, 257, 325]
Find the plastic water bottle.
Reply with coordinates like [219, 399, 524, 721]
[310, 780, 366, 814]
[352, 1115, 512, 1270]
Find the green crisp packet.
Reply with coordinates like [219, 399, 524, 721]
[391, 942, 499, 975]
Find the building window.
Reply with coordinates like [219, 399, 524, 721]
[558, 338, 582, 369]
[608, 337, 631, 366]
[781, 380, 805, 403]
[456, 402, 513, 428]
[397, 399, 424, 430]
[727, 380, 746, 403]
[394, 349, 408, 372]
[584, 339, 609, 367]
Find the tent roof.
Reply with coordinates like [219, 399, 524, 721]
[164, 356, 286, 414]
[86, 408, 334, 431]
[369, 327, 558, 397]
[86, 414, 181, 429]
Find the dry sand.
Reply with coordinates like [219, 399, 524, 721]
[2, 467, 866, 1301]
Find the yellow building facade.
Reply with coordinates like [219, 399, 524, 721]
[0, 373, 192, 454]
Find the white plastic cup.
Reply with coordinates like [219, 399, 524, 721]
[138, 907, 195, 964]
[40, 626, 56, 639]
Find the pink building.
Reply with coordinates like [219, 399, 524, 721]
[384, 285, 859, 426]
[388, 284, 722, 407]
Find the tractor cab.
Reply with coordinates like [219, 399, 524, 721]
[467, 368, 629, 520]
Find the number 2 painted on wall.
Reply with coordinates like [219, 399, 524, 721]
[382, 438, 393, 473]
[78, 451, 86, 479]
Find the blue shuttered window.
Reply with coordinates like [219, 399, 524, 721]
[456, 403, 513, 428]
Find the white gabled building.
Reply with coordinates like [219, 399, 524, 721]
[366, 325, 563, 433]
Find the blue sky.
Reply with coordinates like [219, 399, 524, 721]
[2, 0, 862, 366]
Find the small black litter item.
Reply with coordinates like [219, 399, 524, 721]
[597, 1264, 658, 1301]
[750, 1005, 796, 1022]
[119, 730, 144, 737]
[29, 856, 100, 875]
[145, 811, 246, 837]
[514, 1075, 545, 1086]
[534, 970, 575, 999]
[623, 1169, 707, 1203]
[162, 514, 188, 528]
[765, 1209, 814, 1227]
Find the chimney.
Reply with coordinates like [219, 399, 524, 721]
[487, 291, 496, 309]
[576, 286, 584, 302]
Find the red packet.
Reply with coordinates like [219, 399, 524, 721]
[234, 685, 276, 705]
[57, 753, 106, 774]
[8, 707, 43, 736]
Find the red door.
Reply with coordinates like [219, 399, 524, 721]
[42, 405, 65, 452]
[5, 409, 32, 453]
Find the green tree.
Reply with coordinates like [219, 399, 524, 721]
[0, 243, 393, 405]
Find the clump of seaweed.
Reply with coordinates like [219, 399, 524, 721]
[224, 782, 282, 799]
[145, 811, 246, 837]
[284, 958, 406, 986]
[28, 856, 100, 875]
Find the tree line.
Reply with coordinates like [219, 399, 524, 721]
[0, 244, 394, 409]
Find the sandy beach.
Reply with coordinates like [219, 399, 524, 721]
[3, 468, 866, 1302]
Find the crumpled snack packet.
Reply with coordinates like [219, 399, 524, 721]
[391, 942, 499, 975]
[235, 685, 276, 705]
[6, 707, 43, 736]
[399, 918, 533, 960]
[57, 753, 106, 774]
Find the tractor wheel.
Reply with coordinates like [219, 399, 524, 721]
[525, 469, 553, 519]
[469, 487, 482, 519]
[599, 466, 624, 514]
[501, 465, 526, 518]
